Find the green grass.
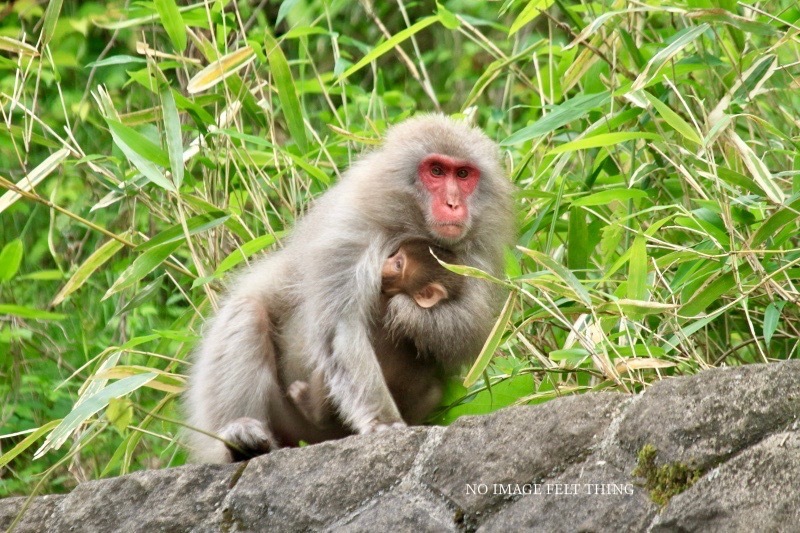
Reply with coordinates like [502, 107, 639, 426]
[1, 0, 799, 497]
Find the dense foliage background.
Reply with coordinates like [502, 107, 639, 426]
[1, 0, 799, 499]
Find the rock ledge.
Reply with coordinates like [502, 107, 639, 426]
[3, 361, 799, 531]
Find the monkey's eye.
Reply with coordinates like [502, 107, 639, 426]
[456, 168, 469, 179]
[430, 165, 444, 176]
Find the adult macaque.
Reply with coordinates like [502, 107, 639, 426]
[185, 115, 514, 463]
[287, 239, 464, 429]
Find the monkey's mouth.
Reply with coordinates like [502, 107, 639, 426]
[434, 223, 465, 239]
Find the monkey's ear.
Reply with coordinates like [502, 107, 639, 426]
[413, 283, 448, 308]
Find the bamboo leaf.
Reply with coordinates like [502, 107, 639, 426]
[41, 0, 63, 47]
[107, 120, 175, 192]
[0, 420, 61, 469]
[509, 0, 556, 35]
[52, 237, 127, 306]
[627, 235, 648, 301]
[597, 299, 677, 316]
[161, 87, 184, 189]
[437, 2, 460, 30]
[85, 55, 147, 68]
[632, 24, 709, 90]
[643, 91, 702, 145]
[0, 36, 39, 56]
[104, 241, 181, 299]
[751, 197, 800, 248]
[548, 132, 660, 155]
[154, 0, 187, 52]
[548, 348, 590, 363]
[518, 247, 592, 306]
[501, 92, 610, 146]
[567, 207, 588, 276]
[35, 373, 157, 458]
[763, 301, 785, 345]
[0, 239, 23, 281]
[264, 34, 308, 153]
[572, 189, 649, 207]
[0, 148, 70, 214]
[339, 16, 439, 81]
[138, 213, 230, 251]
[728, 131, 784, 204]
[187, 47, 257, 94]
[679, 266, 753, 317]
[0, 305, 67, 321]
[463, 292, 514, 387]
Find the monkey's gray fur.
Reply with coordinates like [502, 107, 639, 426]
[185, 114, 515, 462]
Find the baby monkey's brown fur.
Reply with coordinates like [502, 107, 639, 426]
[287, 240, 463, 428]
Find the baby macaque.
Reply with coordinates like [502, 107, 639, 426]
[286, 239, 463, 429]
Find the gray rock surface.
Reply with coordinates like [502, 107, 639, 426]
[2, 360, 799, 532]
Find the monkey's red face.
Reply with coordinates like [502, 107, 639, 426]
[418, 154, 480, 241]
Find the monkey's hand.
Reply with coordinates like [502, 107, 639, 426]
[360, 418, 407, 434]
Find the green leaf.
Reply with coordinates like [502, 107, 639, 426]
[106, 398, 134, 433]
[750, 197, 800, 248]
[463, 292, 514, 387]
[612, 345, 667, 358]
[107, 120, 175, 192]
[572, 189, 649, 207]
[0, 239, 23, 281]
[597, 299, 677, 316]
[643, 92, 702, 145]
[632, 24, 710, 90]
[104, 241, 181, 299]
[688, 9, 776, 36]
[186, 46, 256, 94]
[161, 87, 184, 189]
[339, 16, 439, 81]
[0, 420, 61, 469]
[548, 132, 660, 155]
[567, 207, 588, 276]
[0, 305, 67, 321]
[518, 247, 592, 306]
[501, 92, 611, 146]
[154, 0, 187, 52]
[107, 120, 170, 167]
[277, 0, 302, 25]
[437, 2, 460, 30]
[763, 301, 785, 345]
[549, 348, 590, 363]
[138, 213, 230, 251]
[264, 34, 308, 153]
[509, 0, 556, 35]
[679, 265, 753, 317]
[198, 232, 285, 288]
[729, 131, 784, 205]
[35, 373, 157, 458]
[41, 0, 63, 47]
[52, 237, 126, 305]
[627, 235, 647, 301]
[282, 150, 330, 185]
[85, 55, 147, 68]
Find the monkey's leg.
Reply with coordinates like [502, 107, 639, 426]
[185, 295, 281, 463]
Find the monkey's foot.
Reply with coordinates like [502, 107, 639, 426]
[220, 417, 278, 462]
[287, 380, 311, 404]
[361, 419, 407, 434]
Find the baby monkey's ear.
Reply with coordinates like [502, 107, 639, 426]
[413, 283, 448, 309]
